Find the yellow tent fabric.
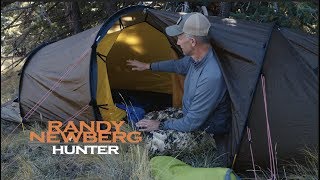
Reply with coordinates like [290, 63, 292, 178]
[97, 31, 126, 121]
[151, 156, 240, 180]
[96, 22, 181, 121]
[106, 22, 176, 94]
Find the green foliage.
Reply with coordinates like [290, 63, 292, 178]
[230, 2, 318, 35]
[0, 2, 128, 57]
[1, 1, 318, 58]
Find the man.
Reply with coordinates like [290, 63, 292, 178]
[127, 13, 231, 164]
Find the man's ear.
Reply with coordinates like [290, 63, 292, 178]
[191, 38, 196, 47]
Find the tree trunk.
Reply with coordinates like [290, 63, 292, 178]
[219, 2, 232, 18]
[65, 2, 83, 35]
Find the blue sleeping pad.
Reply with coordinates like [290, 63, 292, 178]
[116, 103, 145, 128]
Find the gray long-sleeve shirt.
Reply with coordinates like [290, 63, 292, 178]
[151, 48, 231, 134]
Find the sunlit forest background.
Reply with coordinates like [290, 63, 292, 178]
[1, 1, 318, 59]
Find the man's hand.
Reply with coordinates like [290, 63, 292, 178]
[126, 59, 150, 71]
[136, 119, 160, 132]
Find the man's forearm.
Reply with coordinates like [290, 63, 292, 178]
[162, 117, 203, 132]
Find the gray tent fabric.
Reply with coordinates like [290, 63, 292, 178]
[19, 6, 318, 170]
[20, 25, 101, 122]
[280, 28, 319, 73]
[207, 17, 274, 165]
[236, 28, 318, 169]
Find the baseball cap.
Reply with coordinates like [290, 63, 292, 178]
[165, 13, 211, 37]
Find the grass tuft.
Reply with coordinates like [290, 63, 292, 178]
[285, 147, 319, 180]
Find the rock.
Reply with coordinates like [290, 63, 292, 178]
[1, 102, 22, 123]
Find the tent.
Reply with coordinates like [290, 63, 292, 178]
[19, 6, 318, 170]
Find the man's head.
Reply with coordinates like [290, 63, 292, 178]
[165, 13, 211, 56]
[166, 13, 211, 37]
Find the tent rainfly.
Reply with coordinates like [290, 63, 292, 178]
[19, 6, 319, 170]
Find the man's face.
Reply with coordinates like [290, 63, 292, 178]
[177, 33, 193, 56]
